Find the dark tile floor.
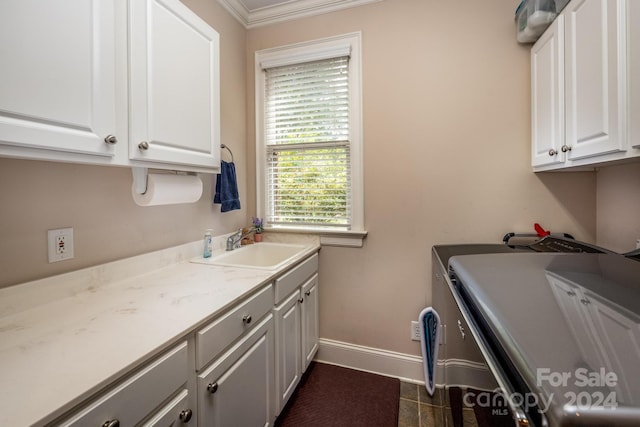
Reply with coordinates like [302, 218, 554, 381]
[399, 383, 481, 427]
[398, 382, 443, 427]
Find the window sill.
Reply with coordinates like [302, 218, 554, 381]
[264, 227, 367, 248]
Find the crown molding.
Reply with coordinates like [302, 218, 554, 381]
[217, 0, 382, 29]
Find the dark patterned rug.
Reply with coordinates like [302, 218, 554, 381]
[275, 362, 400, 427]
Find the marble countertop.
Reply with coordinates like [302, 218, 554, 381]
[0, 234, 320, 427]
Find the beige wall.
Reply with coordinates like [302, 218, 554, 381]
[0, 0, 248, 288]
[596, 162, 640, 253]
[247, 0, 597, 356]
[0, 0, 607, 360]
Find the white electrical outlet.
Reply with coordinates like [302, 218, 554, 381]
[48, 228, 74, 263]
[411, 320, 421, 341]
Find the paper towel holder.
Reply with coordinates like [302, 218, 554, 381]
[132, 167, 149, 195]
[132, 167, 199, 195]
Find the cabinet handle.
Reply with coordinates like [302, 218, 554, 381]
[298, 297, 304, 304]
[104, 135, 117, 145]
[566, 291, 576, 297]
[138, 141, 149, 150]
[561, 144, 572, 152]
[548, 149, 558, 156]
[304, 290, 311, 296]
[102, 420, 120, 427]
[207, 382, 218, 394]
[179, 409, 193, 423]
[580, 299, 590, 306]
[242, 314, 252, 324]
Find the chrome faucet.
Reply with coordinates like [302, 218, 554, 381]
[226, 228, 256, 251]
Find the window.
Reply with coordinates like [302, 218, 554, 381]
[255, 33, 364, 240]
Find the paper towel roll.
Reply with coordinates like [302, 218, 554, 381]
[132, 173, 203, 206]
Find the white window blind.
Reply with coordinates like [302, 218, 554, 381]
[264, 56, 351, 228]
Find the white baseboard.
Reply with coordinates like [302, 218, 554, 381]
[314, 338, 425, 384]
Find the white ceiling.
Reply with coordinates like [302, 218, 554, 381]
[217, 0, 382, 28]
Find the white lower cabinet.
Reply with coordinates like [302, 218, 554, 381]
[50, 252, 320, 427]
[274, 273, 318, 411]
[273, 253, 319, 414]
[58, 341, 192, 427]
[274, 289, 303, 410]
[301, 275, 319, 371]
[197, 314, 275, 427]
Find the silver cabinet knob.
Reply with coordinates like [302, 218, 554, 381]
[298, 297, 304, 304]
[242, 314, 252, 324]
[104, 135, 117, 144]
[207, 382, 218, 394]
[102, 420, 120, 427]
[304, 290, 311, 296]
[179, 409, 193, 423]
[548, 149, 558, 156]
[561, 144, 572, 152]
[138, 141, 149, 150]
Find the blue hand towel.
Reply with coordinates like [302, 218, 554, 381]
[214, 161, 241, 212]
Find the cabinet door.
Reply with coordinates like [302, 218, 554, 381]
[198, 314, 275, 427]
[564, 0, 626, 160]
[531, 17, 565, 167]
[274, 290, 302, 414]
[301, 274, 319, 372]
[0, 0, 118, 158]
[129, 0, 220, 169]
[584, 290, 640, 404]
[629, 0, 640, 149]
[547, 276, 606, 372]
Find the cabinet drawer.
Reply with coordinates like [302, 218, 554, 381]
[60, 341, 188, 427]
[275, 253, 318, 304]
[196, 284, 273, 370]
[141, 389, 191, 427]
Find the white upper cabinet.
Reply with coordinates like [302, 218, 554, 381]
[531, 17, 565, 167]
[564, 0, 625, 160]
[630, 0, 640, 149]
[531, 0, 639, 171]
[129, 0, 221, 170]
[0, 0, 118, 160]
[0, 0, 221, 172]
